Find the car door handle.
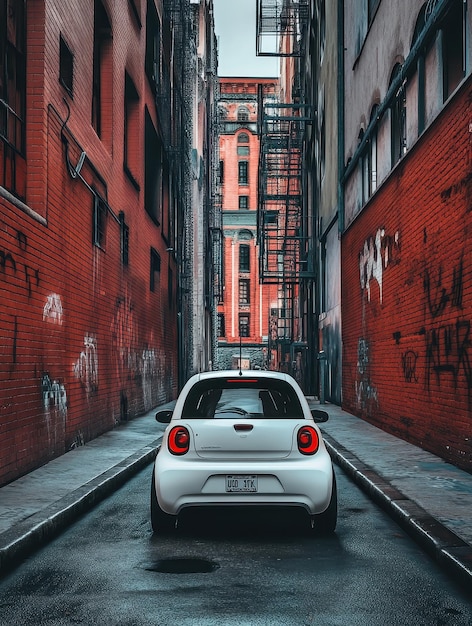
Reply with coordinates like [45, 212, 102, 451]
[234, 424, 254, 432]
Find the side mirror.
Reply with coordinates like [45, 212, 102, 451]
[311, 409, 329, 423]
[155, 409, 173, 424]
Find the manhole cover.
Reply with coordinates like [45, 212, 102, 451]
[144, 558, 219, 574]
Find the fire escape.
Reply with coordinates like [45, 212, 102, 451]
[256, 0, 312, 377]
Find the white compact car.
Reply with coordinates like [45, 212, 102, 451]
[151, 370, 337, 533]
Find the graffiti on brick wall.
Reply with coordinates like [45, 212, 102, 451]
[359, 228, 400, 303]
[41, 373, 67, 414]
[355, 337, 379, 412]
[0, 231, 40, 295]
[142, 348, 159, 410]
[401, 350, 419, 383]
[398, 256, 472, 402]
[111, 294, 139, 383]
[41, 372, 67, 454]
[111, 294, 164, 409]
[424, 320, 472, 393]
[73, 335, 98, 394]
[43, 293, 63, 325]
[423, 257, 463, 317]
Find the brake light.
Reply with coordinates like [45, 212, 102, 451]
[168, 426, 190, 455]
[297, 426, 319, 455]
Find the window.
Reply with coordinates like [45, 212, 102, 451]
[237, 106, 249, 122]
[238, 161, 248, 185]
[150, 247, 161, 291]
[92, 0, 112, 142]
[144, 107, 161, 223]
[59, 36, 74, 96]
[119, 211, 129, 266]
[238, 132, 249, 143]
[239, 279, 250, 304]
[181, 377, 303, 419]
[412, 7, 427, 135]
[361, 106, 378, 203]
[124, 72, 140, 186]
[442, 0, 465, 101]
[239, 314, 250, 338]
[390, 64, 406, 167]
[237, 146, 249, 156]
[239, 244, 250, 272]
[0, 0, 26, 199]
[218, 105, 227, 121]
[219, 160, 224, 185]
[145, 0, 161, 94]
[239, 195, 249, 209]
[93, 195, 107, 248]
[217, 313, 225, 338]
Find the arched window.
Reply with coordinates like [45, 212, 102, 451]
[389, 63, 406, 167]
[412, 5, 428, 134]
[237, 132, 250, 156]
[361, 105, 378, 203]
[237, 106, 249, 122]
[440, 0, 465, 100]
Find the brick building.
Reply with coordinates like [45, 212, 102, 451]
[340, 1, 472, 471]
[217, 78, 279, 370]
[0, 0, 218, 486]
[256, 0, 472, 471]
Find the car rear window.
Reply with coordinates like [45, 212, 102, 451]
[181, 377, 304, 419]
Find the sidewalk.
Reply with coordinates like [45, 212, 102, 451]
[1, 400, 471, 589]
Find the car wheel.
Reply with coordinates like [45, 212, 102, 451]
[311, 471, 337, 534]
[151, 467, 176, 533]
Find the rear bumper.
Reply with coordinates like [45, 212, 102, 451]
[154, 452, 333, 516]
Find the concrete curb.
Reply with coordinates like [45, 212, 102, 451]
[0, 440, 161, 577]
[323, 433, 472, 590]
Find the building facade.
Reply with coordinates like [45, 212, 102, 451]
[256, 0, 472, 471]
[217, 78, 279, 371]
[340, 0, 472, 471]
[0, 0, 218, 486]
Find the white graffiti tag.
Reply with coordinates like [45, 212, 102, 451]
[73, 335, 99, 394]
[359, 229, 399, 303]
[42, 373, 67, 414]
[43, 293, 63, 325]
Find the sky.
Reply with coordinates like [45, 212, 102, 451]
[212, 0, 279, 77]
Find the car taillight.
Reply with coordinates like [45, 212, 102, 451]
[168, 426, 190, 455]
[297, 425, 319, 455]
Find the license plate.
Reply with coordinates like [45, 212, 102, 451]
[226, 475, 258, 492]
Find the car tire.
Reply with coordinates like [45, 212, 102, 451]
[311, 471, 337, 534]
[151, 467, 176, 533]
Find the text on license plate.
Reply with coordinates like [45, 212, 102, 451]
[226, 475, 258, 492]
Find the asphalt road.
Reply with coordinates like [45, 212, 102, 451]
[0, 465, 471, 626]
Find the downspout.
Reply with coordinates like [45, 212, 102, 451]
[337, 0, 345, 234]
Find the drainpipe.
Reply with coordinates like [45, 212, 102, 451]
[337, 0, 345, 234]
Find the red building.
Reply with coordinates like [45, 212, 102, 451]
[217, 78, 279, 370]
[341, 77, 472, 471]
[0, 0, 218, 486]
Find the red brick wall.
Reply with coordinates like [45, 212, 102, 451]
[0, 1, 178, 486]
[341, 78, 472, 471]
